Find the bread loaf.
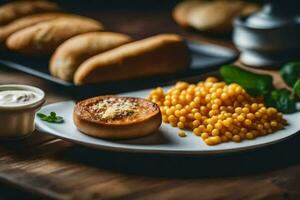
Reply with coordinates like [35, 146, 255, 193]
[173, 0, 260, 33]
[0, 1, 59, 25]
[172, 0, 205, 28]
[0, 13, 66, 45]
[6, 16, 104, 55]
[187, 1, 260, 33]
[50, 32, 131, 81]
[74, 34, 190, 85]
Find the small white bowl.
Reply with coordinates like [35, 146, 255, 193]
[0, 84, 45, 139]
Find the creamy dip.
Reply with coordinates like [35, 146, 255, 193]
[0, 90, 41, 107]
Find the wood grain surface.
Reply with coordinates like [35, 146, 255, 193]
[1, 67, 300, 200]
[0, 6, 300, 200]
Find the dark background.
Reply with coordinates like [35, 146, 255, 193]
[0, 0, 181, 10]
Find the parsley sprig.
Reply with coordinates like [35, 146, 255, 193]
[37, 112, 64, 123]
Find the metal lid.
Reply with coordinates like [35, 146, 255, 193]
[245, 1, 300, 28]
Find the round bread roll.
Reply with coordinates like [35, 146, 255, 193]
[173, 0, 260, 33]
[6, 16, 104, 55]
[0, 13, 67, 46]
[74, 34, 190, 85]
[187, 1, 260, 33]
[0, 1, 60, 26]
[73, 96, 162, 139]
[49, 32, 131, 81]
[172, 0, 205, 28]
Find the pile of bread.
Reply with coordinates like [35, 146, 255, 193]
[0, 1, 191, 85]
[173, 0, 260, 33]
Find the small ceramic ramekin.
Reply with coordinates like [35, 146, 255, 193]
[0, 84, 45, 139]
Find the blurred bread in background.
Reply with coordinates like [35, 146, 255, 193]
[0, 1, 60, 25]
[0, 13, 67, 46]
[50, 32, 131, 81]
[74, 34, 190, 85]
[0, 1, 192, 85]
[6, 16, 104, 55]
[173, 0, 205, 28]
[173, 0, 260, 33]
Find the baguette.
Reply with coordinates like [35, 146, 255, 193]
[50, 32, 131, 81]
[74, 34, 190, 85]
[0, 13, 67, 45]
[0, 1, 60, 26]
[6, 16, 104, 55]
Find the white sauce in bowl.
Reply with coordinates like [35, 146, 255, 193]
[0, 90, 41, 107]
[0, 85, 45, 138]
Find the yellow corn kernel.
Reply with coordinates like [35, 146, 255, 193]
[232, 135, 241, 142]
[148, 77, 285, 146]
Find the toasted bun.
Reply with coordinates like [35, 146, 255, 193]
[73, 96, 162, 139]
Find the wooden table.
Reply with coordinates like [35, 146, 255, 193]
[0, 5, 300, 200]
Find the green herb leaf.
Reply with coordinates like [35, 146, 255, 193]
[280, 62, 300, 87]
[37, 113, 47, 118]
[265, 89, 297, 114]
[220, 65, 273, 96]
[293, 78, 300, 100]
[219, 64, 298, 113]
[37, 112, 64, 123]
[55, 116, 64, 123]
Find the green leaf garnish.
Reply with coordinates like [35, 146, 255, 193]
[37, 113, 47, 118]
[220, 65, 273, 96]
[280, 62, 300, 87]
[37, 112, 64, 123]
[220, 64, 298, 114]
[265, 89, 296, 114]
[293, 78, 300, 100]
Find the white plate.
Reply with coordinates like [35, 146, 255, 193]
[36, 88, 300, 154]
